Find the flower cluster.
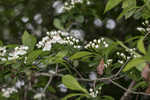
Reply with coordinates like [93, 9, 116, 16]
[64, 36, 81, 49]
[0, 46, 7, 61]
[36, 30, 82, 51]
[137, 20, 150, 33]
[36, 31, 67, 51]
[63, 0, 84, 10]
[85, 38, 109, 49]
[63, 0, 91, 11]
[8, 45, 29, 60]
[116, 48, 138, 64]
[89, 87, 101, 98]
[1, 80, 24, 98]
[1, 87, 18, 98]
[104, 59, 113, 68]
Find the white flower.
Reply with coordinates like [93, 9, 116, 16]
[52, 35, 65, 44]
[2, 91, 10, 98]
[0, 57, 7, 61]
[136, 27, 145, 32]
[52, 1, 62, 8]
[1, 87, 18, 98]
[89, 88, 99, 98]
[52, 1, 64, 14]
[8, 45, 28, 60]
[58, 84, 68, 93]
[104, 44, 109, 47]
[21, 16, 29, 23]
[94, 18, 103, 27]
[89, 72, 97, 80]
[70, 29, 85, 41]
[98, 39, 101, 43]
[95, 45, 99, 48]
[15, 80, 24, 89]
[106, 19, 116, 30]
[0, 46, 6, 56]
[43, 41, 52, 51]
[34, 93, 45, 99]
[89, 88, 93, 92]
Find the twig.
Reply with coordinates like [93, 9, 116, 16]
[43, 64, 59, 93]
[109, 79, 150, 96]
[113, 59, 130, 78]
[144, 31, 150, 40]
[43, 76, 53, 93]
[120, 80, 136, 100]
[24, 85, 28, 100]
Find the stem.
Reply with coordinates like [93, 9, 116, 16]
[120, 80, 136, 100]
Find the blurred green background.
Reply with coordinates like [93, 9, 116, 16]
[0, 0, 141, 44]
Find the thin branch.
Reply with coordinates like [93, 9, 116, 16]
[109, 79, 150, 96]
[120, 80, 136, 100]
[43, 76, 53, 93]
[112, 59, 130, 78]
[144, 31, 150, 40]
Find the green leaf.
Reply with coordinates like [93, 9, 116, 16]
[53, 18, 64, 30]
[22, 31, 37, 51]
[55, 51, 68, 61]
[62, 93, 87, 100]
[137, 36, 146, 55]
[123, 57, 146, 72]
[26, 50, 42, 64]
[104, 0, 122, 13]
[75, 16, 84, 23]
[70, 51, 93, 60]
[102, 96, 115, 100]
[62, 75, 88, 94]
[122, 0, 136, 9]
[117, 7, 137, 20]
[136, 62, 146, 72]
[133, 81, 147, 89]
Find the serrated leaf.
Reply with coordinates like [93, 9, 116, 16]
[62, 75, 88, 94]
[26, 50, 42, 64]
[104, 0, 122, 13]
[22, 31, 37, 51]
[53, 18, 64, 30]
[70, 51, 93, 60]
[137, 37, 146, 55]
[123, 57, 146, 72]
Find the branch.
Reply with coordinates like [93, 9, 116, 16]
[120, 80, 136, 100]
[109, 79, 150, 96]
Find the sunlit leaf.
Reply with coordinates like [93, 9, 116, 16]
[62, 75, 88, 94]
[137, 36, 146, 55]
[123, 57, 146, 72]
[22, 31, 37, 51]
[70, 51, 93, 60]
[104, 0, 122, 13]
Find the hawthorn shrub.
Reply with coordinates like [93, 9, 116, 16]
[0, 0, 150, 100]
